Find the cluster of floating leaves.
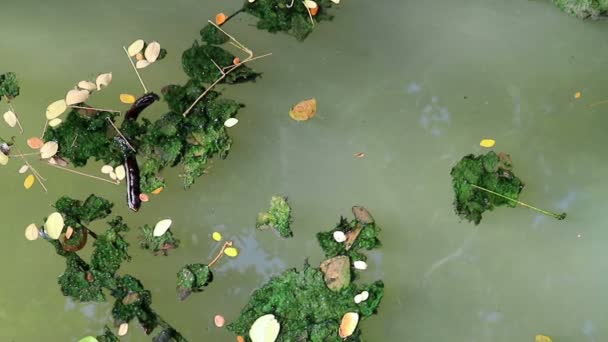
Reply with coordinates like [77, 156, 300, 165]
[100, 164, 126, 182]
[127, 39, 162, 69]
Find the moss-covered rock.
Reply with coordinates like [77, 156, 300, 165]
[176, 263, 213, 300]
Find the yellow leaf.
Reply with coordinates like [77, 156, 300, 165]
[46, 99, 68, 120]
[44, 212, 65, 240]
[535, 335, 553, 342]
[120, 94, 136, 104]
[3, 110, 18, 128]
[479, 139, 496, 148]
[151, 186, 164, 195]
[224, 247, 239, 257]
[574, 92, 581, 99]
[289, 98, 317, 121]
[24, 174, 35, 189]
[24, 224, 39, 241]
[49, 118, 62, 127]
[0, 151, 8, 166]
[212, 232, 222, 241]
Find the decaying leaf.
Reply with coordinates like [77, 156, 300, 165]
[0, 151, 7, 166]
[77, 336, 98, 342]
[479, 139, 496, 148]
[289, 98, 317, 121]
[40, 141, 59, 159]
[25, 223, 39, 241]
[115, 165, 126, 180]
[127, 39, 145, 56]
[46, 99, 68, 120]
[65, 89, 90, 106]
[119, 93, 136, 104]
[24, 174, 35, 189]
[339, 312, 359, 338]
[535, 335, 553, 342]
[354, 152, 365, 158]
[3, 110, 17, 127]
[249, 314, 280, 342]
[224, 118, 238, 128]
[49, 118, 62, 127]
[136, 60, 150, 69]
[224, 247, 239, 257]
[27, 137, 44, 149]
[77, 81, 97, 91]
[153, 219, 172, 237]
[144, 41, 161, 63]
[18, 165, 29, 174]
[95, 72, 112, 91]
[117, 323, 129, 336]
[44, 212, 64, 240]
[344, 225, 362, 250]
[49, 156, 68, 167]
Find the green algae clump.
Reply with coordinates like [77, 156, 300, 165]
[552, 0, 608, 19]
[256, 196, 293, 238]
[0, 72, 19, 100]
[138, 224, 180, 256]
[176, 263, 213, 301]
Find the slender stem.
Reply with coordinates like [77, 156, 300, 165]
[589, 99, 608, 108]
[8, 104, 23, 134]
[70, 134, 78, 148]
[470, 183, 566, 220]
[286, 0, 295, 8]
[302, 1, 315, 26]
[45, 163, 120, 185]
[70, 105, 121, 113]
[122, 46, 148, 94]
[15, 147, 47, 192]
[208, 241, 233, 267]
[40, 120, 48, 139]
[106, 117, 136, 152]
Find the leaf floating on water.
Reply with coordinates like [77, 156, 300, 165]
[109, 171, 117, 180]
[353, 260, 367, 270]
[479, 139, 495, 148]
[65, 89, 90, 106]
[27, 137, 44, 149]
[117, 323, 129, 337]
[215, 13, 228, 25]
[144, 41, 161, 63]
[237, 336, 246, 342]
[49, 118, 62, 127]
[50, 156, 68, 167]
[339, 312, 359, 338]
[18, 165, 29, 174]
[0, 151, 8, 166]
[25, 223, 39, 241]
[249, 314, 280, 342]
[289, 98, 317, 121]
[127, 39, 145, 56]
[95, 72, 112, 91]
[136, 60, 150, 69]
[224, 247, 239, 257]
[120, 93, 136, 104]
[212, 232, 222, 241]
[331, 0, 340, 3]
[77, 81, 97, 91]
[224, 118, 239, 128]
[303, 0, 318, 8]
[46, 99, 68, 120]
[101, 165, 113, 174]
[3, 110, 17, 127]
[77, 337, 98, 342]
[354, 152, 365, 158]
[214, 314, 225, 328]
[40, 141, 59, 159]
[24, 174, 35, 189]
[44, 212, 64, 240]
[115, 165, 126, 180]
[65, 226, 74, 239]
[333, 231, 346, 242]
[535, 335, 553, 342]
[135, 52, 145, 61]
[139, 193, 150, 202]
[574, 92, 581, 99]
[153, 219, 173, 237]
[151, 186, 164, 195]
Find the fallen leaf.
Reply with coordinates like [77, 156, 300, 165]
[289, 98, 317, 121]
[115, 165, 126, 180]
[574, 92, 581, 99]
[303, 0, 318, 8]
[153, 219, 172, 237]
[224, 118, 239, 128]
[117, 323, 129, 336]
[151, 186, 164, 195]
[333, 231, 346, 242]
[120, 93, 136, 104]
[145, 41, 161, 63]
[122, 292, 140, 305]
[77, 337, 98, 342]
[214, 315, 225, 328]
[479, 139, 496, 148]
[27, 137, 44, 149]
[139, 193, 149, 202]
[3, 110, 17, 127]
[310, 6, 319, 15]
[109, 171, 117, 180]
[233, 57, 241, 65]
[101, 165, 114, 174]
[49, 118, 62, 127]
[331, 0, 340, 3]
[127, 39, 145, 56]
[40, 141, 59, 159]
[48, 158, 57, 165]
[136, 60, 150, 69]
[24, 174, 35, 189]
[135, 52, 145, 61]
[50, 156, 68, 167]
[25, 224, 39, 241]
[212, 232, 222, 241]
[224, 247, 239, 257]
[96, 72, 112, 91]
[65, 226, 74, 239]
[353, 260, 368, 270]
[216, 13, 228, 25]
[0, 151, 7, 166]
[237, 336, 246, 342]
[45, 212, 64, 240]
[65, 89, 90, 106]
[249, 314, 280, 342]
[354, 152, 365, 158]
[46, 99, 68, 120]
[18, 165, 29, 174]
[535, 335, 553, 342]
[359, 290, 369, 301]
[339, 312, 359, 338]
[77, 81, 97, 91]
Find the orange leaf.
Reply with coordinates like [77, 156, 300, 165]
[151, 187, 164, 195]
[139, 193, 150, 202]
[215, 13, 227, 25]
[233, 57, 241, 65]
[27, 137, 44, 149]
[310, 7, 319, 15]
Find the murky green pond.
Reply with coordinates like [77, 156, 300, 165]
[1, 0, 608, 340]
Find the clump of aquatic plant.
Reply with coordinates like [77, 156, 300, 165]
[27, 195, 187, 341]
[552, 0, 608, 19]
[227, 206, 384, 341]
[0, 72, 19, 101]
[138, 223, 180, 256]
[450, 151, 566, 224]
[256, 195, 293, 237]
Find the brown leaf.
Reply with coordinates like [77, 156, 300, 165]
[339, 312, 359, 338]
[354, 152, 365, 158]
[289, 98, 317, 121]
[344, 224, 362, 250]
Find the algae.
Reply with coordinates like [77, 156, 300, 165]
[552, 0, 608, 19]
[256, 196, 293, 237]
[0, 72, 19, 100]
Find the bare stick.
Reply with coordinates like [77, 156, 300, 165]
[589, 100, 608, 108]
[15, 148, 47, 192]
[70, 134, 79, 148]
[302, 1, 315, 26]
[210, 58, 225, 75]
[7, 104, 24, 134]
[40, 120, 48, 139]
[208, 241, 233, 267]
[122, 46, 148, 94]
[106, 117, 136, 152]
[45, 163, 120, 185]
[286, 0, 295, 8]
[70, 105, 121, 113]
[209, 21, 252, 57]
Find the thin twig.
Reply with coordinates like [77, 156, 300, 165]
[589, 100, 608, 108]
[208, 240, 233, 267]
[15, 148, 47, 192]
[210, 58, 225, 75]
[7, 104, 24, 134]
[45, 163, 120, 185]
[302, 1, 315, 26]
[106, 117, 136, 152]
[70, 134, 79, 148]
[122, 46, 148, 94]
[286, 0, 295, 7]
[70, 105, 121, 113]
[209, 21, 252, 57]
[40, 120, 48, 139]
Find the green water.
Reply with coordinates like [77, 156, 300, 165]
[1, 0, 608, 340]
